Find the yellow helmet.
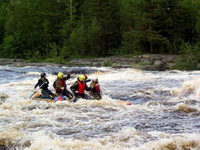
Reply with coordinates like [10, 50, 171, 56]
[79, 74, 85, 81]
[57, 72, 64, 79]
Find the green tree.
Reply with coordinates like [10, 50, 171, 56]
[0, 0, 9, 55]
[1, 0, 200, 62]
[174, 42, 199, 70]
[195, 0, 200, 46]
[1, 0, 67, 59]
[156, 0, 199, 53]
[81, 0, 121, 56]
[121, 0, 170, 54]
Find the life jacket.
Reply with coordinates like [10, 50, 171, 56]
[78, 81, 86, 94]
[53, 78, 66, 92]
[95, 84, 100, 92]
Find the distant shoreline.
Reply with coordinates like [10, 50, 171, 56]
[0, 54, 178, 71]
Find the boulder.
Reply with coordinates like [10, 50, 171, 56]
[153, 60, 167, 71]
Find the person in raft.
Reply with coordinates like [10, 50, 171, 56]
[89, 76, 102, 100]
[70, 74, 91, 99]
[53, 72, 73, 100]
[34, 72, 55, 99]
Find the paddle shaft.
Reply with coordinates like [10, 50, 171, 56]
[30, 82, 45, 98]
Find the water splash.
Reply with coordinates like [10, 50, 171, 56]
[1, 66, 200, 149]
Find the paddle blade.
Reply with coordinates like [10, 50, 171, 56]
[29, 91, 36, 98]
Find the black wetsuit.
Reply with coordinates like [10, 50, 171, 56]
[35, 77, 54, 98]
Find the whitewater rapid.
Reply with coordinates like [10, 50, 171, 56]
[0, 65, 200, 150]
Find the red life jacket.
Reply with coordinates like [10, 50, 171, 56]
[95, 84, 100, 92]
[78, 81, 86, 94]
[53, 79, 66, 92]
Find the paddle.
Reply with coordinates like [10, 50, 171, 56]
[30, 82, 45, 98]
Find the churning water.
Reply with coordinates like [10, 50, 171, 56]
[0, 65, 200, 150]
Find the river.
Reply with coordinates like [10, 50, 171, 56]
[0, 65, 200, 150]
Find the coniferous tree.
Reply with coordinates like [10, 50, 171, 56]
[94, 0, 121, 56]
[0, 1, 9, 52]
[157, 0, 198, 53]
[1, 0, 66, 58]
[0, 0, 200, 61]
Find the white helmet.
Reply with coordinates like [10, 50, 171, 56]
[92, 76, 98, 82]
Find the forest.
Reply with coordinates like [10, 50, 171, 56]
[0, 0, 200, 69]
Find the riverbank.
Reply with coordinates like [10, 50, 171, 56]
[0, 54, 178, 71]
[69, 54, 178, 71]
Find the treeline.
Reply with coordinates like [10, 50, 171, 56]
[0, 0, 200, 62]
